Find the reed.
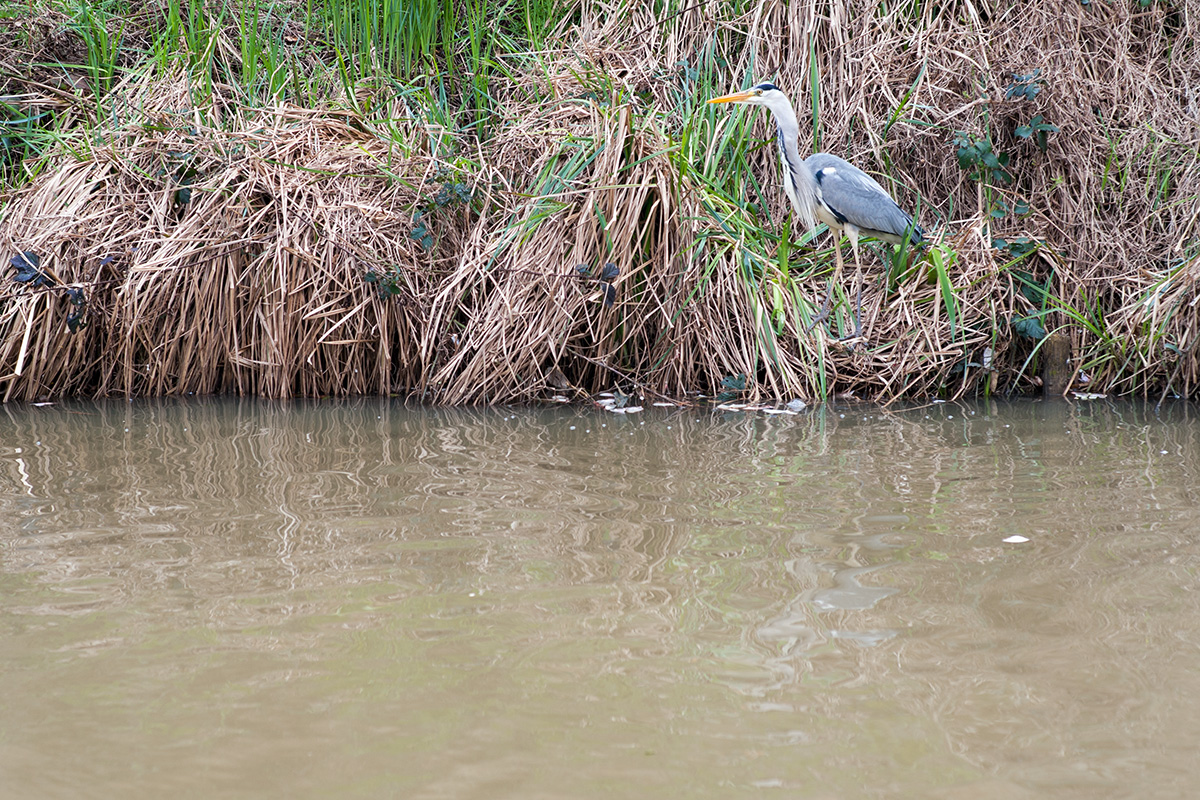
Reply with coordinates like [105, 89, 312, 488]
[2, 0, 1197, 403]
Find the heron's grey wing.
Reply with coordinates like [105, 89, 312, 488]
[804, 153, 923, 243]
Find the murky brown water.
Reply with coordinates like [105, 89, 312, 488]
[2, 398, 1199, 799]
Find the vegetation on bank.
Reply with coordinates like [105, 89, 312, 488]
[1, 0, 1197, 404]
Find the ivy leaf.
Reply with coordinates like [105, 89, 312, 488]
[716, 373, 747, 402]
[411, 217, 433, 251]
[10, 251, 50, 286]
[602, 283, 616, 307]
[1013, 315, 1047, 341]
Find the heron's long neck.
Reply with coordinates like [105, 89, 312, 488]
[770, 101, 818, 233]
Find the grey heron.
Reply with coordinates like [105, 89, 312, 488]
[708, 82, 924, 339]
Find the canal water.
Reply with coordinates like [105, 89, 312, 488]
[2, 398, 1198, 798]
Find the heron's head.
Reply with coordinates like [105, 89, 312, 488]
[707, 82, 787, 109]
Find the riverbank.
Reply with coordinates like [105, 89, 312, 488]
[2, 1, 1197, 403]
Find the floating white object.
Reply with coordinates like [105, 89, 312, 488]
[1003, 535, 1030, 543]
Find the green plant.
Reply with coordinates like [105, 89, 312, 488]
[238, 0, 291, 102]
[65, 287, 88, 333]
[953, 132, 1011, 185]
[363, 265, 408, 297]
[995, 238, 1048, 339]
[716, 373, 746, 402]
[989, 198, 1031, 220]
[1005, 70, 1045, 101]
[1015, 114, 1058, 154]
[0, 105, 53, 186]
[927, 242, 960, 340]
[407, 179, 474, 253]
[70, 1, 123, 97]
[8, 251, 50, 287]
[154, 0, 226, 101]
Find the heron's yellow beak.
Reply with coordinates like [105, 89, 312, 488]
[707, 90, 756, 104]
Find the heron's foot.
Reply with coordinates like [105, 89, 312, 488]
[804, 291, 832, 334]
[821, 284, 866, 350]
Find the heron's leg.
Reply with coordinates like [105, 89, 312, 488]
[832, 242, 847, 329]
[850, 237, 864, 339]
[833, 236, 864, 343]
[805, 241, 843, 333]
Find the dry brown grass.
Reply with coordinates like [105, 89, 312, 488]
[2, 1, 1198, 403]
[1, 70, 449, 400]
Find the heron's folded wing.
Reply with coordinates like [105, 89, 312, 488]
[805, 154, 923, 243]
